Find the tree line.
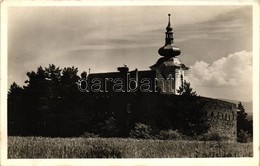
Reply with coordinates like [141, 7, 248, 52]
[8, 64, 252, 142]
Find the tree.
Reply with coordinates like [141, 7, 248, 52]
[177, 80, 197, 96]
[237, 102, 247, 119]
[237, 102, 253, 142]
[8, 82, 26, 135]
[8, 64, 87, 137]
[129, 123, 153, 139]
[8, 82, 22, 96]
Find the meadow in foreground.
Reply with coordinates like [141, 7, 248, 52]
[8, 136, 253, 158]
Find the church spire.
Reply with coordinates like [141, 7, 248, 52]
[158, 14, 181, 57]
[166, 14, 173, 32]
[165, 14, 173, 45]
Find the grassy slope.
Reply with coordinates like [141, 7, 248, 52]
[8, 137, 253, 158]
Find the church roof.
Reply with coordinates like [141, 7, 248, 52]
[150, 56, 188, 70]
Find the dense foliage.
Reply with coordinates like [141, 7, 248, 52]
[8, 65, 82, 137]
[236, 102, 253, 142]
[8, 64, 232, 138]
[177, 80, 197, 96]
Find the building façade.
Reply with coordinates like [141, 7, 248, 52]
[77, 14, 237, 140]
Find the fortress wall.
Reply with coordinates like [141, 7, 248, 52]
[201, 98, 237, 140]
[138, 94, 237, 140]
[91, 93, 237, 140]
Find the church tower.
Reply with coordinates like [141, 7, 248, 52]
[151, 14, 189, 94]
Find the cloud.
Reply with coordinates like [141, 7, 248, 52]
[188, 51, 252, 101]
[189, 50, 252, 87]
[7, 6, 252, 101]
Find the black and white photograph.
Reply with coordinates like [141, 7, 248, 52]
[0, 1, 259, 166]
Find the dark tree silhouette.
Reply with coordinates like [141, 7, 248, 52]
[177, 80, 197, 96]
[8, 82, 26, 135]
[8, 64, 85, 136]
[237, 102, 253, 142]
[237, 102, 247, 120]
[8, 64, 228, 139]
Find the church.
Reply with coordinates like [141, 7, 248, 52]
[78, 14, 189, 95]
[76, 14, 237, 140]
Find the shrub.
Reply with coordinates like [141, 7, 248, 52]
[157, 129, 182, 140]
[88, 141, 123, 158]
[237, 130, 252, 143]
[200, 131, 230, 141]
[99, 117, 119, 137]
[80, 132, 99, 138]
[129, 123, 152, 139]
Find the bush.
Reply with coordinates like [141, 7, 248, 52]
[88, 141, 123, 158]
[157, 129, 182, 140]
[99, 117, 119, 137]
[80, 132, 99, 138]
[237, 130, 252, 143]
[200, 131, 230, 141]
[129, 123, 153, 139]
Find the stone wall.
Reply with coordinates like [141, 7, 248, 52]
[63, 92, 237, 139]
[131, 94, 237, 140]
[201, 98, 237, 140]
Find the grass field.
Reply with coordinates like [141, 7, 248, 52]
[8, 136, 253, 158]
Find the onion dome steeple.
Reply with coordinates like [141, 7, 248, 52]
[158, 14, 181, 57]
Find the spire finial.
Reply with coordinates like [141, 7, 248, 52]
[166, 14, 172, 31]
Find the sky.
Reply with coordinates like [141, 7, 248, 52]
[8, 6, 253, 102]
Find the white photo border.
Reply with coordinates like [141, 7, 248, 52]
[1, 1, 259, 166]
